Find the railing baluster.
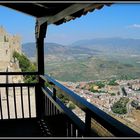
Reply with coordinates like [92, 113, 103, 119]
[70, 124, 73, 137]
[85, 111, 91, 136]
[51, 102, 54, 116]
[45, 97, 47, 116]
[57, 108, 60, 115]
[47, 98, 49, 116]
[49, 98, 51, 116]
[52, 87, 56, 116]
[44, 95, 46, 116]
[54, 106, 57, 115]
[72, 125, 76, 137]
[77, 130, 82, 137]
[20, 86, 24, 118]
[49, 100, 51, 116]
[46, 97, 48, 116]
[51, 102, 53, 116]
[47, 99, 49, 116]
[13, 86, 17, 119]
[6, 86, 10, 119]
[53, 103, 55, 116]
[50, 101, 52, 116]
[28, 86, 31, 118]
[0, 91, 3, 120]
[67, 122, 71, 137]
[52, 87, 56, 101]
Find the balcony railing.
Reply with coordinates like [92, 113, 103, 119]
[0, 72, 139, 137]
[40, 75, 140, 137]
[0, 72, 38, 120]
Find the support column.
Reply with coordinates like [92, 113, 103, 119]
[35, 19, 47, 119]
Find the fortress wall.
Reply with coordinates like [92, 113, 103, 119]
[0, 42, 11, 62]
[0, 35, 4, 42]
[0, 27, 22, 77]
[0, 27, 21, 61]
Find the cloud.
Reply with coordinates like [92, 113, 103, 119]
[127, 24, 140, 29]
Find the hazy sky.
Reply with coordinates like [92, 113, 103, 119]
[1, 3, 140, 45]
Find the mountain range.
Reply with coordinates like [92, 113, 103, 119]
[22, 37, 140, 82]
[22, 37, 140, 58]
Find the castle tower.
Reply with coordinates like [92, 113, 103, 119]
[0, 26, 10, 65]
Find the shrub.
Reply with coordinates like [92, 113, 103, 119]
[13, 51, 37, 83]
[69, 103, 76, 110]
[57, 93, 69, 104]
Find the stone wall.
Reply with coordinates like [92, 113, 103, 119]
[0, 26, 21, 61]
[0, 42, 11, 62]
[0, 26, 23, 83]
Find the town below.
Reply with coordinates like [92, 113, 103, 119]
[61, 79, 140, 133]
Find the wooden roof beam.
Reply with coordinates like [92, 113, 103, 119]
[34, 3, 49, 9]
[37, 3, 106, 26]
[37, 3, 92, 26]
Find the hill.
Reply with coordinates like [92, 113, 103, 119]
[22, 42, 100, 59]
[22, 37, 140, 58]
[22, 42, 67, 57]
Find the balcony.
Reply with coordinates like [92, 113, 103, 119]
[0, 72, 139, 137]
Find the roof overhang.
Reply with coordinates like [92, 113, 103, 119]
[0, 2, 112, 25]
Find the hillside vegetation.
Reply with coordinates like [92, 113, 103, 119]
[13, 51, 37, 83]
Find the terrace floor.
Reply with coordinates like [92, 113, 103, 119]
[0, 118, 51, 137]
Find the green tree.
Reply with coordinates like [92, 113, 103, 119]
[108, 79, 118, 86]
[111, 97, 129, 114]
[94, 81, 105, 88]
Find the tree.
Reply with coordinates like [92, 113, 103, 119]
[108, 79, 118, 86]
[95, 81, 105, 88]
[111, 97, 129, 114]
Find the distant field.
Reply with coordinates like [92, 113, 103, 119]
[45, 54, 140, 82]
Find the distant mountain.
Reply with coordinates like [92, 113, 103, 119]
[22, 42, 100, 58]
[22, 42, 67, 58]
[22, 37, 140, 59]
[70, 37, 140, 54]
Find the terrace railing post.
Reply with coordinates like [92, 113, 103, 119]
[52, 87, 56, 101]
[35, 19, 47, 119]
[85, 111, 91, 136]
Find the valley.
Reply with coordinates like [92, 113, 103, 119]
[22, 37, 140, 82]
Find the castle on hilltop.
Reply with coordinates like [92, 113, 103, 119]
[0, 26, 23, 83]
